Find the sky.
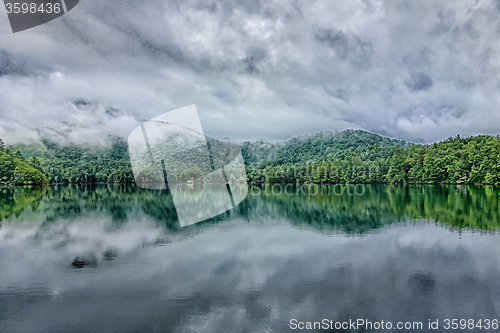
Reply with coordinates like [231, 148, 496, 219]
[0, 0, 500, 145]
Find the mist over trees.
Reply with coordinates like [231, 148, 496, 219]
[245, 131, 500, 185]
[1, 129, 499, 185]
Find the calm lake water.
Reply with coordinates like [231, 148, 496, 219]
[0, 184, 500, 333]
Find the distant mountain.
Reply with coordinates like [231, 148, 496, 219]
[3, 129, 500, 185]
[241, 129, 412, 168]
[1, 99, 138, 147]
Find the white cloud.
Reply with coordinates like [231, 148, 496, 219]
[0, 0, 499, 144]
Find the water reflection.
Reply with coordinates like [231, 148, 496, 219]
[3, 184, 498, 232]
[0, 184, 499, 332]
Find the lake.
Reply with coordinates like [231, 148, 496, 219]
[0, 184, 499, 332]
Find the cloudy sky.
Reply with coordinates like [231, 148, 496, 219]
[0, 0, 500, 145]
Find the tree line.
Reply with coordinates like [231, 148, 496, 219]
[0, 138, 48, 185]
[1, 129, 499, 185]
[245, 132, 500, 185]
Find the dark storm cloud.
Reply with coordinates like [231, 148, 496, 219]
[405, 72, 433, 92]
[0, 50, 25, 76]
[314, 27, 373, 68]
[0, 0, 499, 144]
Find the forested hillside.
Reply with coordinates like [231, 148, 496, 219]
[248, 133, 500, 184]
[240, 129, 410, 167]
[15, 137, 135, 184]
[0, 139, 48, 185]
[2, 130, 500, 185]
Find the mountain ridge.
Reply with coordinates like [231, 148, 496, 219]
[240, 129, 413, 168]
[2, 129, 499, 185]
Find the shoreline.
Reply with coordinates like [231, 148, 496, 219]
[2, 182, 499, 187]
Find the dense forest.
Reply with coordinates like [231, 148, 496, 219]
[12, 137, 135, 184]
[0, 138, 48, 185]
[0, 129, 499, 185]
[247, 131, 500, 185]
